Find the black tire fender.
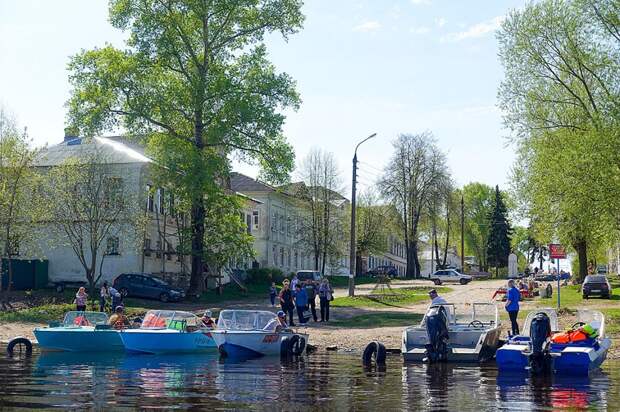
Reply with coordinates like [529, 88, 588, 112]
[7, 337, 33, 357]
[280, 336, 291, 358]
[362, 341, 386, 365]
[289, 334, 306, 356]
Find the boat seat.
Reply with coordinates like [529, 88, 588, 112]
[405, 348, 427, 355]
[451, 348, 478, 355]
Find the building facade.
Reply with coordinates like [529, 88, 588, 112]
[34, 136, 187, 285]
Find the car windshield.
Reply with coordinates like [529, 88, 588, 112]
[141, 310, 201, 329]
[217, 310, 278, 331]
[586, 276, 607, 283]
[151, 277, 168, 286]
[63, 311, 108, 326]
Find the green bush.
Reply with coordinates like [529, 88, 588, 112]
[246, 267, 285, 284]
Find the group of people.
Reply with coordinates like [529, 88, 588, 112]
[270, 275, 334, 326]
[74, 282, 123, 314]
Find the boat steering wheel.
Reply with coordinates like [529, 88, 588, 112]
[468, 320, 484, 328]
[571, 321, 586, 329]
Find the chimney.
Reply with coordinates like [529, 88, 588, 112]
[63, 126, 79, 142]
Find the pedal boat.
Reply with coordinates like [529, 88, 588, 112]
[402, 303, 502, 362]
[496, 309, 611, 375]
[212, 310, 308, 358]
[120, 310, 216, 354]
[33, 311, 123, 352]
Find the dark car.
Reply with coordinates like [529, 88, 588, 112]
[113, 273, 185, 302]
[367, 265, 398, 278]
[582, 275, 612, 299]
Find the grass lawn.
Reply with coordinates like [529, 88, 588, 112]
[331, 286, 451, 309]
[329, 312, 423, 328]
[324, 276, 376, 288]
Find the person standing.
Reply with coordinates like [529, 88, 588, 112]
[291, 273, 299, 291]
[506, 279, 521, 336]
[75, 287, 88, 312]
[279, 280, 295, 326]
[318, 278, 334, 322]
[294, 283, 308, 325]
[99, 281, 110, 312]
[305, 280, 318, 322]
[109, 286, 122, 311]
[269, 282, 278, 307]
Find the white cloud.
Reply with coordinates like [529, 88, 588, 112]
[411, 0, 432, 5]
[353, 21, 382, 32]
[441, 16, 504, 42]
[435, 17, 446, 28]
[411, 26, 431, 35]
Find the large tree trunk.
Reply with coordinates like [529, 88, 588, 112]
[406, 243, 416, 278]
[189, 200, 206, 295]
[573, 238, 588, 283]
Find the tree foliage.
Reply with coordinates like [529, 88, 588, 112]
[498, 0, 620, 280]
[486, 186, 513, 272]
[461, 182, 494, 272]
[0, 108, 42, 300]
[380, 132, 449, 277]
[66, 0, 303, 293]
[295, 148, 346, 274]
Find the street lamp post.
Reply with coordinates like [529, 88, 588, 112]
[349, 132, 377, 297]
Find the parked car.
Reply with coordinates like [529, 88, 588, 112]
[597, 265, 608, 275]
[534, 273, 557, 282]
[112, 273, 185, 302]
[296, 270, 322, 282]
[582, 275, 612, 299]
[429, 269, 472, 285]
[366, 265, 398, 278]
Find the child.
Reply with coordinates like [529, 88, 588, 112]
[269, 282, 278, 307]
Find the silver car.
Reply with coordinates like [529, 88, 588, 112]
[429, 269, 472, 285]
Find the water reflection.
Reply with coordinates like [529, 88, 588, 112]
[0, 351, 617, 410]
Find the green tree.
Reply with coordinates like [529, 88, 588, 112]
[354, 190, 393, 275]
[461, 182, 494, 272]
[498, 0, 620, 281]
[380, 132, 449, 278]
[0, 108, 43, 305]
[66, 0, 303, 294]
[486, 186, 512, 276]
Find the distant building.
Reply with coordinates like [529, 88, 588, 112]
[230, 172, 350, 275]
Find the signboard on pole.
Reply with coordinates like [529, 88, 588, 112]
[548, 244, 567, 259]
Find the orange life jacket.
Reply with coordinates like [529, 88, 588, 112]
[551, 329, 588, 344]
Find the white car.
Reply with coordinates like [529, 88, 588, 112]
[429, 269, 472, 285]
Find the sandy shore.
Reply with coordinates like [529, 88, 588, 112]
[2, 279, 618, 360]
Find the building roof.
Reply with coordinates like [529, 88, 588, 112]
[230, 172, 278, 194]
[35, 136, 152, 167]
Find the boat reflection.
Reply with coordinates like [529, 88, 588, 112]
[496, 369, 610, 410]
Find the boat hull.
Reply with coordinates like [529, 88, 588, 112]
[402, 326, 501, 363]
[34, 327, 123, 352]
[120, 329, 217, 354]
[496, 338, 611, 375]
[212, 330, 308, 358]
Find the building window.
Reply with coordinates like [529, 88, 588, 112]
[287, 249, 291, 267]
[156, 240, 162, 259]
[272, 245, 277, 265]
[294, 250, 298, 268]
[146, 184, 154, 212]
[280, 247, 285, 266]
[144, 238, 152, 257]
[252, 210, 259, 230]
[106, 237, 120, 255]
[280, 214, 285, 233]
[287, 215, 292, 236]
[246, 214, 252, 235]
[271, 212, 277, 232]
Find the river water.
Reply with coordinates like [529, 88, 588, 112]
[0, 350, 617, 411]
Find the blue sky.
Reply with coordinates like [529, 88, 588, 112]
[0, 0, 524, 191]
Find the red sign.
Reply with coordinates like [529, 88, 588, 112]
[548, 244, 567, 259]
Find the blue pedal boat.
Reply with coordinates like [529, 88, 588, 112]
[496, 309, 611, 375]
[120, 310, 217, 354]
[33, 311, 123, 352]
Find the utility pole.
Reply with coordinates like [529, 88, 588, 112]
[349, 133, 377, 297]
[460, 194, 465, 271]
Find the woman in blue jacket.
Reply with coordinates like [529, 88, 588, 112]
[294, 283, 308, 325]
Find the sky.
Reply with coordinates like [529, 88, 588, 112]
[0, 0, 525, 193]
